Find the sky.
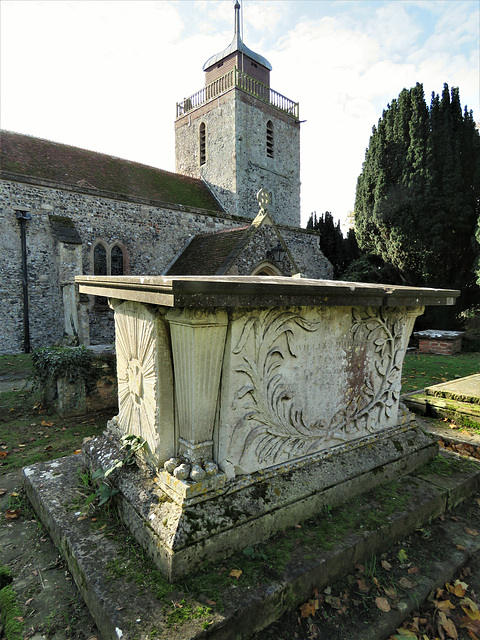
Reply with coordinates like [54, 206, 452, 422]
[1, 0, 479, 230]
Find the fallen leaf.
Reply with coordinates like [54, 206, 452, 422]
[41, 420, 54, 427]
[394, 628, 417, 639]
[74, 449, 82, 454]
[77, 515, 87, 521]
[466, 528, 479, 537]
[44, 445, 53, 451]
[384, 586, 398, 601]
[357, 578, 370, 593]
[408, 566, 420, 574]
[229, 568, 242, 579]
[462, 606, 480, 621]
[375, 596, 391, 612]
[435, 599, 456, 612]
[398, 549, 408, 563]
[438, 610, 458, 638]
[24, 598, 34, 606]
[452, 580, 468, 597]
[325, 594, 342, 609]
[0, 489, 6, 496]
[0, 452, 8, 458]
[381, 560, 392, 571]
[300, 599, 318, 618]
[457, 545, 467, 552]
[460, 598, 478, 613]
[206, 599, 216, 606]
[399, 577, 416, 589]
[5, 509, 20, 519]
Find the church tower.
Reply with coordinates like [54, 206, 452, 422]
[175, 1, 300, 227]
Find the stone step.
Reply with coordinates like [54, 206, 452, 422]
[23, 450, 480, 640]
[425, 374, 480, 405]
[403, 391, 480, 425]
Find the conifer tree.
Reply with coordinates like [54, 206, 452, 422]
[355, 83, 480, 293]
[307, 212, 359, 278]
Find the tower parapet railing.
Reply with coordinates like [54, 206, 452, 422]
[176, 67, 299, 119]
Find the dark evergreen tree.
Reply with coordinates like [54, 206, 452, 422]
[307, 212, 359, 278]
[355, 83, 480, 297]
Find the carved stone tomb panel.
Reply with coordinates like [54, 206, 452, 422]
[115, 300, 175, 465]
[218, 305, 414, 475]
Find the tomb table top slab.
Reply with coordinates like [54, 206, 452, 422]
[76, 275, 459, 309]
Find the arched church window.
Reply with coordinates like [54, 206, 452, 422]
[199, 122, 206, 166]
[93, 243, 107, 276]
[266, 120, 274, 158]
[92, 241, 127, 307]
[111, 244, 124, 276]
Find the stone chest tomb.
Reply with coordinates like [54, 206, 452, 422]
[77, 275, 458, 580]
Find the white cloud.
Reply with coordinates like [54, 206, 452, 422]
[1, 0, 478, 230]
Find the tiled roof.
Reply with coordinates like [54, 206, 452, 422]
[167, 226, 250, 275]
[0, 130, 223, 212]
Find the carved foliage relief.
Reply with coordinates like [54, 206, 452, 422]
[115, 301, 174, 463]
[221, 306, 409, 473]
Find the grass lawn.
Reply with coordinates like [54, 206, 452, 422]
[401, 352, 479, 394]
[0, 383, 113, 476]
[0, 353, 33, 377]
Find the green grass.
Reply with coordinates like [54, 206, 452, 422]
[0, 384, 112, 475]
[0, 353, 33, 376]
[401, 352, 479, 394]
[0, 581, 24, 640]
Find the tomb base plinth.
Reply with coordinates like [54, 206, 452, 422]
[83, 421, 436, 581]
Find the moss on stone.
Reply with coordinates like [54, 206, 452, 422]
[0, 584, 24, 640]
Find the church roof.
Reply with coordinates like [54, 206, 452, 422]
[202, 1, 272, 72]
[0, 130, 223, 212]
[166, 226, 250, 275]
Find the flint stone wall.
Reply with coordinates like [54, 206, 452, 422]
[175, 88, 301, 227]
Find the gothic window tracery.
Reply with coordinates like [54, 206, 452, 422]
[91, 241, 128, 307]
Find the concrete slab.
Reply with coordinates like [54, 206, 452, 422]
[22, 451, 480, 640]
[425, 374, 480, 405]
[403, 374, 480, 426]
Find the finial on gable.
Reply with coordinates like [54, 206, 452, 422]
[256, 188, 272, 215]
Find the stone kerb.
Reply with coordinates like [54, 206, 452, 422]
[77, 275, 459, 579]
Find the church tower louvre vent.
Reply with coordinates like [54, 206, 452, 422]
[266, 120, 274, 158]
